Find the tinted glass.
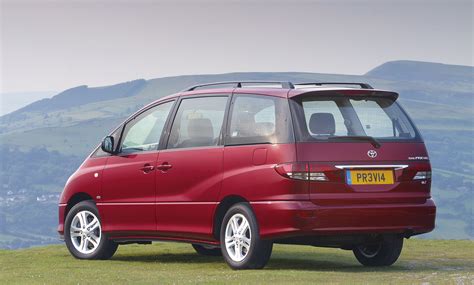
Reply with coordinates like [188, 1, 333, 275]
[350, 99, 397, 137]
[294, 95, 418, 142]
[227, 95, 293, 145]
[120, 101, 174, 153]
[167, 96, 228, 149]
[302, 100, 347, 136]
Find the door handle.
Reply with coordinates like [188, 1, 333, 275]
[140, 164, 155, 174]
[156, 162, 172, 172]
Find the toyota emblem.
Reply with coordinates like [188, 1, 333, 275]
[367, 150, 377, 158]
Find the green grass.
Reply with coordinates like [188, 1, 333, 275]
[1, 240, 473, 284]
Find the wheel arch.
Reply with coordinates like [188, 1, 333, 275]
[65, 192, 95, 221]
[213, 195, 250, 240]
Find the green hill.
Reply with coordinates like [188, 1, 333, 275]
[0, 60, 473, 248]
[1, 239, 473, 284]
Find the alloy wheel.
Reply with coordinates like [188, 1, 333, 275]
[69, 210, 101, 254]
[224, 213, 251, 262]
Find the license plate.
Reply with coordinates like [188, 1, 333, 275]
[346, 170, 394, 185]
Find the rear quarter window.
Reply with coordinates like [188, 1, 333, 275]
[226, 95, 294, 145]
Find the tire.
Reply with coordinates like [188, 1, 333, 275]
[192, 244, 222, 256]
[353, 235, 403, 266]
[220, 202, 273, 269]
[64, 200, 118, 260]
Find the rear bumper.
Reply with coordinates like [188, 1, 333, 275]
[251, 199, 436, 240]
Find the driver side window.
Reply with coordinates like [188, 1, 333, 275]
[120, 101, 174, 153]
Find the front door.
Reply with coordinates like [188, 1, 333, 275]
[155, 95, 229, 240]
[99, 100, 175, 233]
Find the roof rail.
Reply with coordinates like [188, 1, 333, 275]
[183, 81, 374, 91]
[184, 81, 295, 91]
[295, 82, 374, 89]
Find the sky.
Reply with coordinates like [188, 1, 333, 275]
[0, 0, 473, 94]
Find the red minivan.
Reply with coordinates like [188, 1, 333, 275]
[58, 81, 436, 269]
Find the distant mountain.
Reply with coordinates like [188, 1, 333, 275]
[11, 79, 146, 115]
[0, 91, 56, 116]
[366, 60, 474, 83]
[0, 61, 473, 248]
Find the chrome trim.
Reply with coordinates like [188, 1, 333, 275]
[335, 164, 409, 170]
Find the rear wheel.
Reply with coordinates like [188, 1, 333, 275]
[353, 235, 403, 266]
[220, 202, 273, 269]
[192, 244, 221, 256]
[64, 200, 118, 260]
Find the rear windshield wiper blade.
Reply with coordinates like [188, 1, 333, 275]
[327, 136, 381, 148]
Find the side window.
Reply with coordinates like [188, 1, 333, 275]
[167, 96, 228, 149]
[120, 101, 174, 153]
[302, 100, 348, 136]
[227, 95, 293, 145]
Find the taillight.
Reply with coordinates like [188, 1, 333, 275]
[413, 171, 431, 180]
[309, 172, 329, 181]
[274, 162, 308, 180]
[275, 162, 329, 181]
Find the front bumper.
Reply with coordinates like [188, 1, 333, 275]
[251, 199, 436, 240]
[57, 203, 66, 238]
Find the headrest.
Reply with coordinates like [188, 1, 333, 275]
[188, 118, 214, 140]
[309, 113, 335, 135]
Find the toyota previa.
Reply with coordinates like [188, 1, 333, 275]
[58, 81, 436, 269]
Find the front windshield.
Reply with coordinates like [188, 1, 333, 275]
[294, 95, 419, 142]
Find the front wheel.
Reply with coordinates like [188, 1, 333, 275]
[220, 202, 273, 269]
[64, 200, 118, 260]
[353, 235, 403, 266]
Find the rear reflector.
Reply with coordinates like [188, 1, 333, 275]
[275, 162, 329, 181]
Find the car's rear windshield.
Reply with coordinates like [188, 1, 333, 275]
[290, 93, 421, 143]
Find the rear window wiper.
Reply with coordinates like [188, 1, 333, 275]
[326, 136, 381, 148]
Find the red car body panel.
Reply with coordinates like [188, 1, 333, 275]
[58, 156, 107, 233]
[220, 143, 306, 202]
[297, 142, 432, 205]
[98, 151, 158, 232]
[155, 146, 224, 239]
[58, 85, 436, 246]
[252, 200, 435, 239]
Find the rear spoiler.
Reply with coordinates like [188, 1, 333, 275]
[289, 89, 399, 100]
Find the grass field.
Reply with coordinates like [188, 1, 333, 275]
[1, 239, 473, 284]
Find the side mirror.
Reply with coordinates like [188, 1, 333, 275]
[101, 136, 115, 154]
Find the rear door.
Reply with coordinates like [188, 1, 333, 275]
[290, 91, 432, 206]
[155, 95, 229, 239]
